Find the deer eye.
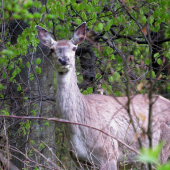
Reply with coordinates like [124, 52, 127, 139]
[51, 48, 55, 53]
[72, 47, 76, 51]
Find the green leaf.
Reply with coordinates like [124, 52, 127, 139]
[47, 21, 53, 28]
[2, 49, 13, 56]
[23, 0, 33, 8]
[92, 12, 97, 21]
[6, 4, 12, 11]
[3, 73, 6, 79]
[157, 58, 162, 65]
[86, 3, 92, 13]
[29, 73, 34, 81]
[9, 77, 14, 82]
[87, 87, 93, 94]
[26, 62, 30, 68]
[17, 84, 22, 91]
[82, 90, 88, 95]
[0, 56, 5, 65]
[41, 6, 46, 13]
[113, 72, 120, 81]
[65, 0, 70, 3]
[95, 73, 102, 79]
[157, 163, 170, 170]
[116, 17, 122, 24]
[1, 110, 9, 115]
[83, 0, 88, 4]
[31, 110, 36, 116]
[18, 58, 23, 64]
[75, 4, 81, 11]
[108, 76, 113, 82]
[44, 122, 50, 127]
[46, 14, 54, 19]
[152, 70, 156, 78]
[87, 21, 92, 28]
[12, 70, 17, 77]
[107, 47, 113, 55]
[24, 97, 28, 101]
[109, 54, 115, 60]
[138, 143, 162, 163]
[106, 85, 112, 94]
[21, 127, 26, 136]
[13, 5, 20, 12]
[25, 121, 31, 129]
[30, 140, 35, 145]
[40, 143, 45, 149]
[81, 12, 87, 20]
[12, 13, 20, 18]
[149, 16, 154, 25]
[102, 83, 106, 90]
[79, 3, 84, 10]
[33, 12, 41, 19]
[141, 16, 147, 24]
[0, 94, 4, 99]
[133, 49, 140, 56]
[154, 53, 159, 58]
[97, 23, 103, 31]
[139, 9, 144, 15]
[155, 22, 160, 32]
[35, 66, 41, 74]
[160, 0, 166, 6]
[164, 13, 169, 22]
[8, 62, 14, 71]
[75, 18, 81, 25]
[104, 20, 112, 31]
[59, 13, 64, 20]
[0, 84, 4, 90]
[145, 58, 150, 65]
[54, 13, 59, 19]
[20, 9, 27, 15]
[16, 67, 21, 74]
[36, 58, 41, 64]
[25, 13, 34, 19]
[34, 0, 39, 8]
[92, 0, 97, 5]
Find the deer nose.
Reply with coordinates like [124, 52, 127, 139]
[58, 57, 69, 65]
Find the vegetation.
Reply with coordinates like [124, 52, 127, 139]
[0, 0, 170, 169]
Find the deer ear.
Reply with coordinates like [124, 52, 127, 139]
[71, 22, 86, 45]
[36, 26, 55, 47]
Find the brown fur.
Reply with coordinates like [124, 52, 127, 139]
[36, 23, 170, 170]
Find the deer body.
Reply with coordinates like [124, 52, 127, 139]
[36, 23, 170, 170]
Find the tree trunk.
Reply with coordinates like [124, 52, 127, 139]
[8, 21, 56, 169]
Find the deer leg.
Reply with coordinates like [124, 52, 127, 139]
[160, 123, 170, 164]
[100, 159, 117, 170]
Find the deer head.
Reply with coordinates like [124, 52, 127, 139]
[35, 23, 86, 73]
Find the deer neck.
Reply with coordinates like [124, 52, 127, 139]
[56, 67, 85, 124]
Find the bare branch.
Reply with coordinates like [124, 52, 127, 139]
[0, 115, 140, 155]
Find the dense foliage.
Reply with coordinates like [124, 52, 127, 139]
[0, 0, 170, 169]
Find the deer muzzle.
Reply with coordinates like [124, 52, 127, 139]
[58, 57, 69, 66]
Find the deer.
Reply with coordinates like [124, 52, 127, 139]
[36, 23, 170, 170]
